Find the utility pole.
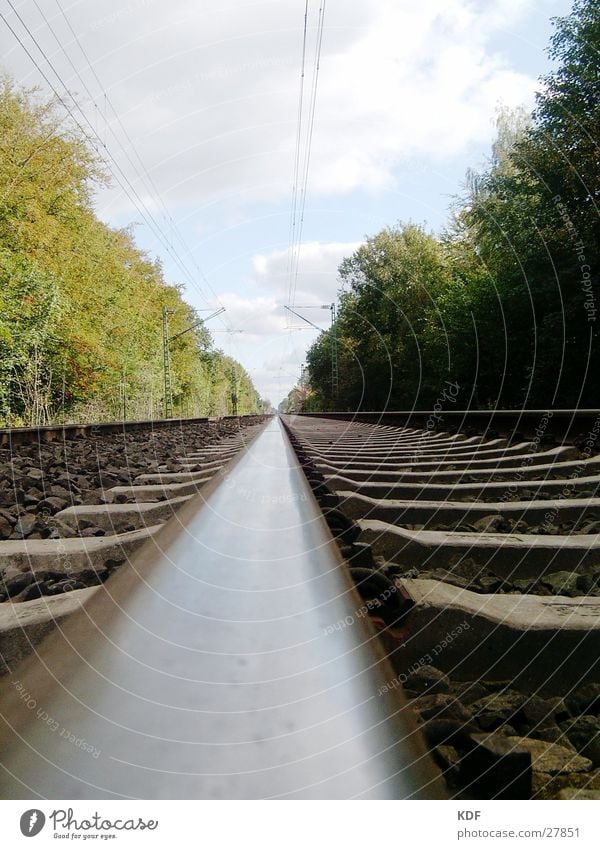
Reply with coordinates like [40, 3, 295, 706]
[284, 303, 338, 407]
[162, 306, 225, 419]
[228, 366, 239, 416]
[162, 306, 173, 419]
[330, 302, 338, 404]
[121, 367, 127, 421]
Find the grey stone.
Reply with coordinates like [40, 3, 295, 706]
[0, 516, 12, 540]
[0, 508, 15, 524]
[461, 733, 532, 800]
[529, 726, 575, 748]
[541, 571, 581, 597]
[412, 693, 473, 724]
[97, 474, 119, 489]
[576, 573, 596, 593]
[565, 683, 600, 716]
[81, 492, 103, 506]
[471, 690, 526, 729]
[346, 542, 375, 568]
[18, 582, 49, 602]
[561, 716, 600, 767]
[470, 514, 509, 533]
[36, 497, 68, 515]
[421, 718, 479, 749]
[406, 664, 450, 695]
[513, 578, 537, 593]
[15, 514, 38, 536]
[54, 476, 80, 492]
[420, 569, 472, 590]
[433, 744, 461, 782]
[449, 681, 490, 705]
[381, 562, 407, 578]
[507, 735, 592, 775]
[71, 568, 107, 584]
[44, 579, 84, 595]
[557, 788, 600, 799]
[50, 579, 88, 593]
[50, 485, 73, 500]
[521, 696, 570, 728]
[4, 573, 36, 597]
[478, 576, 503, 593]
[46, 518, 78, 538]
[23, 488, 43, 505]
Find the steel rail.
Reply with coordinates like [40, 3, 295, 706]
[0, 418, 444, 799]
[0, 414, 270, 447]
[295, 410, 600, 441]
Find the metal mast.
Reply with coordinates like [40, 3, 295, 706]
[284, 302, 338, 408]
[330, 301, 338, 404]
[162, 307, 225, 419]
[162, 306, 173, 419]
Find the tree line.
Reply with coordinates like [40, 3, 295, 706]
[0, 78, 268, 426]
[287, 0, 599, 413]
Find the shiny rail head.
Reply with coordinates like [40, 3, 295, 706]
[0, 417, 445, 800]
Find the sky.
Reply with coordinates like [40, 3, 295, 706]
[0, 0, 575, 405]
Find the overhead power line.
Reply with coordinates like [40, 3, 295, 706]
[2, 2, 195, 295]
[2, 0, 230, 330]
[52, 0, 230, 327]
[286, 0, 309, 313]
[286, 0, 327, 319]
[284, 302, 338, 399]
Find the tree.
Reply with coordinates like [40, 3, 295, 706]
[0, 251, 63, 423]
[306, 224, 454, 410]
[303, 2, 600, 412]
[0, 78, 267, 423]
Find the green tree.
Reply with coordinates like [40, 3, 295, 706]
[307, 224, 453, 410]
[0, 251, 63, 423]
[0, 77, 266, 424]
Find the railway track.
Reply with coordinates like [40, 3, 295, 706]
[1, 409, 599, 800]
[282, 411, 600, 800]
[0, 415, 442, 800]
[0, 415, 268, 615]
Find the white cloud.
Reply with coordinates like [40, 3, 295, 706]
[304, 0, 535, 195]
[253, 240, 362, 304]
[214, 240, 361, 400]
[3, 0, 539, 215]
[215, 308, 312, 402]
[217, 292, 286, 337]
[1, 0, 548, 403]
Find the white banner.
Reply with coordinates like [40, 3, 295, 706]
[0, 800, 598, 848]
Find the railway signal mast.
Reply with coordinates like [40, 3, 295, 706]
[284, 303, 338, 403]
[330, 302, 338, 402]
[162, 307, 174, 419]
[162, 306, 226, 418]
